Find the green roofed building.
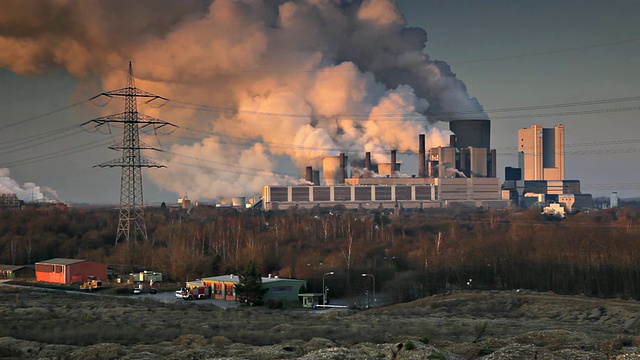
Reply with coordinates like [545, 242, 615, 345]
[199, 274, 306, 303]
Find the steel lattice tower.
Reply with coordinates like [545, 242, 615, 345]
[85, 62, 175, 243]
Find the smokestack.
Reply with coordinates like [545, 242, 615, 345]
[449, 134, 457, 148]
[365, 152, 371, 172]
[419, 134, 426, 178]
[305, 166, 313, 183]
[390, 150, 396, 177]
[490, 149, 497, 178]
[339, 153, 346, 184]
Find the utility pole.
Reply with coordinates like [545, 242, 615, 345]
[84, 62, 175, 244]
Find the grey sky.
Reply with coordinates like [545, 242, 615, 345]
[399, 0, 640, 198]
[1, 0, 639, 204]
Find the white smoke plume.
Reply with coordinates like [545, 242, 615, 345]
[0, 168, 58, 202]
[0, 0, 485, 201]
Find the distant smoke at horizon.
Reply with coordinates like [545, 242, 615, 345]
[0, 0, 485, 201]
[0, 168, 59, 202]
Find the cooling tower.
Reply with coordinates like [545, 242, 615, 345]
[449, 120, 491, 149]
[322, 154, 348, 185]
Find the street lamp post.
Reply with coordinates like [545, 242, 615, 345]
[362, 273, 375, 306]
[322, 271, 334, 305]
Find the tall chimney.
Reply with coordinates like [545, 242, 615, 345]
[305, 166, 313, 183]
[365, 152, 371, 177]
[490, 149, 497, 178]
[419, 134, 426, 178]
[449, 134, 457, 148]
[390, 150, 397, 177]
[339, 153, 346, 184]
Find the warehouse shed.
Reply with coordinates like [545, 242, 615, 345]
[0, 265, 35, 279]
[35, 258, 107, 285]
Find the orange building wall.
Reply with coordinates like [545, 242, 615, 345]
[36, 261, 107, 285]
[36, 265, 65, 284]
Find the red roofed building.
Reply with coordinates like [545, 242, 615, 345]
[35, 258, 107, 285]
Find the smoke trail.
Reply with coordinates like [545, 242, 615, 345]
[0, 168, 57, 202]
[0, 0, 485, 200]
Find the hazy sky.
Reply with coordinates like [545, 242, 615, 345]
[1, 0, 639, 204]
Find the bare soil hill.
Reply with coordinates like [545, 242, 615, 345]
[2, 285, 640, 359]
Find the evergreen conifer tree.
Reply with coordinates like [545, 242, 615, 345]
[235, 261, 267, 306]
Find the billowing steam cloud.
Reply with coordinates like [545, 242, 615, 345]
[0, 168, 58, 202]
[0, 0, 485, 201]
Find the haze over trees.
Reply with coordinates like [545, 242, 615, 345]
[1, 204, 639, 300]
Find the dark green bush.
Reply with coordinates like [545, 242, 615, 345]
[266, 299, 284, 310]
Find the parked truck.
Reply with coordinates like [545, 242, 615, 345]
[181, 285, 210, 300]
[80, 276, 102, 291]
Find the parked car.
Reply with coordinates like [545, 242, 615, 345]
[133, 288, 141, 295]
[150, 288, 157, 294]
[174, 290, 183, 299]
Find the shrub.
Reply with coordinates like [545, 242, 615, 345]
[404, 340, 416, 350]
[427, 352, 446, 360]
[266, 299, 284, 310]
[474, 321, 487, 341]
[419, 336, 430, 345]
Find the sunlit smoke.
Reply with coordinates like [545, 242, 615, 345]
[0, 0, 484, 201]
[0, 168, 58, 202]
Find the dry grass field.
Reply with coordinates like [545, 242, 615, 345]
[2, 284, 640, 359]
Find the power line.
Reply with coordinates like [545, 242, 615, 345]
[158, 96, 640, 121]
[148, 155, 298, 181]
[0, 125, 82, 149]
[0, 138, 113, 168]
[0, 128, 85, 155]
[449, 36, 640, 65]
[0, 99, 91, 131]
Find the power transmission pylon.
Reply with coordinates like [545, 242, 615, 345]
[84, 62, 176, 244]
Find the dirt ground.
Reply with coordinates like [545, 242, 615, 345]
[1, 283, 640, 359]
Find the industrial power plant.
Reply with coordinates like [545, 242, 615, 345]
[261, 119, 593, 213]
[262, 119, 509, 210]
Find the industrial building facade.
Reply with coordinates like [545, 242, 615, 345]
[518, 124, 565, 181]
[263, 177, 508, 210]
[504, 124, 593, 210]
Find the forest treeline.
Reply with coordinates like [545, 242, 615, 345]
[1, 204, 639, 301]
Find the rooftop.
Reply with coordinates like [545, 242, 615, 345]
[36, 258, 86, 266]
